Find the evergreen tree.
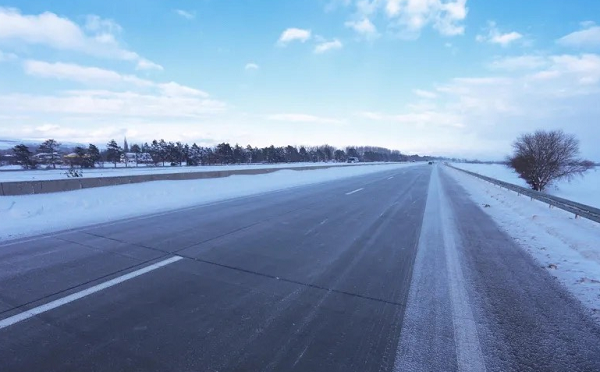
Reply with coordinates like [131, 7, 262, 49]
[106, 139, 123, 168]
[299, 146, 309, 162]
[334, 149, 346, 162]
[12, 144, 36, 169]
[130, 144, 141, 166]
[216, 143, 233, 164]
[38, 139, 61, 169]
[87, 144, 101, 168]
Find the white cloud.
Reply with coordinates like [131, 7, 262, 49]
[267, 113, 344, 124]
[487, 54, 600, 86]
[476, 21, 522, 46]
[414, 89, 438, 99]
[488, 55, 548, 70]
[0, 90, 225, 119]
[359, 110, 464, 128]
[159, 82, 209, 97]
[314, 39, 343, 54]
[245, 62, 259, 70]
[174, 9, 195, 20]
[347, 0, 468, 39]
[0, 7, 161, 69]
[23, 60, 210, 96]
[345, 18, 379, 39]
[557, 23, 600, 49]
[278, 28, 312, 45]
[23, 60, 152, 87]
[136, 59, 164, 71]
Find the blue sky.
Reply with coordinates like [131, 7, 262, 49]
[1, 0, 599, 159]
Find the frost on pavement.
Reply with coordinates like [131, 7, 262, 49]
[0, 164, 414, 242]
[445, 166, 600, 320]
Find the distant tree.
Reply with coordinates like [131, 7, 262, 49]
[183, 144, 191, 166]
[346, 147, 360, 160]
[130, 144, 141, 166]
[12, 144, 36, 169]
[284, 145, 301, 163]
[320, 145, 334, 162]
[216, 143, 233, 164]
[38, 139, 61, 169]
[106, 139, 123, 168]
[158, 139, 169, 166]
[334, 149, 346, 162]
[233, 144, 246, 164]
[507, 130, 594, 191]
[298, 146, 309, 162]
[87, 144, 101, 168]
[67, 146, 87, 168]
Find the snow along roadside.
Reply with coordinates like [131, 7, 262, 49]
[444, 166, 600, 321]
[0, 163, 416, 242]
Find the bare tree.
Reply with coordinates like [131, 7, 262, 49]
[507, 130, 593, 191]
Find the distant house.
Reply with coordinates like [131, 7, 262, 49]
[33, 152, 62, 165]
[121, 152, 153, 164]
[347, 157, 359, 163]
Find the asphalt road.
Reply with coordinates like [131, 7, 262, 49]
[1, 165, 600, 371]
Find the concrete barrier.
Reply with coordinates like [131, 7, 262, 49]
[0, 164, 387, 196]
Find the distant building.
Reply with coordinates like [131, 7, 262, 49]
[121, 152, 153, 164]
[33, 152, 62, 164]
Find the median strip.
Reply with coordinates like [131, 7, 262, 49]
[0, 256, 184, 330]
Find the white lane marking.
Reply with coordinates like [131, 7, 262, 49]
[388, 176, 394, 180]
[345, 188, 364, 195]
[0, 256, 183, 330]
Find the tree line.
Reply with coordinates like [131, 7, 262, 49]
[9, 139, 425, 169]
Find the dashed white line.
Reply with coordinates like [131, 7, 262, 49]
[388, 176, 394, 180]
[345, 188, 364, 195]
[0, 256, 184, 330]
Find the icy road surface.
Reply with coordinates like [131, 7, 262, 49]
[1, 164, 599, 371]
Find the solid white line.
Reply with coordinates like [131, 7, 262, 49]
[0, 256, 183, 330]
[345, 188, 364, 195]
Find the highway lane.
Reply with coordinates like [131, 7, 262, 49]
[1, 164, 600, 371]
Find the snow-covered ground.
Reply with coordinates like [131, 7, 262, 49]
[0, 163, 416, 242]
[445, 166, 600, 320]
[0, 162, 392, 182]
[451, 163, 600, 208]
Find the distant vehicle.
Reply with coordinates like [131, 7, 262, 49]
[428, 161, 434, 165]
[347, 157, 359, 163]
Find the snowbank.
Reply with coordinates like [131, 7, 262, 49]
[445, 166, 600, 320]
[0, 162, 389, 182]
[1, 163, 415, 242]
[452, 163, 600, 208]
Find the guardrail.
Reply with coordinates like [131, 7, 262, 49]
[446, 164, 600, 224]
[0, 163, 400, 196]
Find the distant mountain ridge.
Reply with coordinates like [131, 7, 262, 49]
[0, 139, 87, 151]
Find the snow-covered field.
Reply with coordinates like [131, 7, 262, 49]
[445, 166, 600, 320]
[452, 163, 600, 208]
[0, 162, 389, 182]
[0, 163, 416, 242]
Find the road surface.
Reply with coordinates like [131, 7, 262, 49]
[1, 165, 599, 371]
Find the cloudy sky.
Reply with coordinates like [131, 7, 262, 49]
[0, 0, 599, 160]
